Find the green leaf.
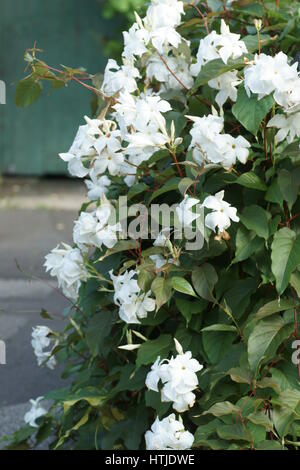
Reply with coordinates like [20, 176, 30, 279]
[271, 227, 300, 294]
[192, 58, 245, 90]
[232, 87, 274, 135]
[201, 324, 237, 332]
[192, 263, 218, 302]
[234, 172, 267, 191]
[217, 423, 253, 442]
[151, 277, 173, 310]
[136, 335, 172, 366]
[240, 205, 270, 240]
[248, 316, 294, 372]
[175, 298, 207, 326]
[228, 367, 253, 385]
[127, 183, 149, 200]
[15, 77, 43, 107]
[232, 226, 264, 264]
[149, 177, 180, 202]
[171, 276, 198, 297]
[242, 34, 272, 52]
[203, 401, 241, 417]
[145, 390, 170, 417]
[85, 312, 114, 357]
[277, 169, 299, 211]
[265, 179, 284, 206]
[255, 298, 296, 320]
[247, 412, 273, 431]
[291, 271, 300, 298]
[272, 389, 300, 437]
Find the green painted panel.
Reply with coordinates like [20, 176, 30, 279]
[0, 0, 115, 175]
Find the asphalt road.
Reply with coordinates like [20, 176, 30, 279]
[0, 178, 85, 443]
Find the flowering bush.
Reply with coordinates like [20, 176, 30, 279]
[10, 0, 300, 450]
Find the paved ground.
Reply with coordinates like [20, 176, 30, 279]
[0, 177, 86, 445]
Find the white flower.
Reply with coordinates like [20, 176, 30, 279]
[217, 19, 248, 64]
[24, 397, 47, 428]
[267, 112, 300, 143]
[191, 21, 247, 76]
[144, 0, 185, 54]
[145, 414, 194, 450]
[202, 190, 239, 233]
[44, 243, 88, 300]
[146, 340, 203, 412]
[176, 196, 201, 227]
[101, 59, 140, 97]
[154, 227, 172, 247]
[94, 148, 125, 176]
[110, 269, 155, 323]
[122, 22, 149, 60]
[219, 134, 251, 168]
[208, 70, 241, 107]
[85, 170, 111, 201]
[191, 30, 219, 76]
[73, 197, 121, 250]
[188, 114, 250, 168]
[119, 291, 156, 324]
[31, 326, 57, 370]
[59, 125, 94, 178]
[244, 52, 299, 102]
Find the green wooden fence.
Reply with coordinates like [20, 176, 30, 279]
[0, 0, 114, 175]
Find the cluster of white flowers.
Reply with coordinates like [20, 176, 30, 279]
[191, 20, 248, 107]
[73, 196, 121, 251]
[188, 113, 250, 169]
[177, 191, 239, 234]
[44, 243, 88, 300]
[145, 414, 194, 450]
[146, 341, 203, 412]
[145, 340, 202, 450]
[31, 326, 57, 369]
[244, 52, 300, 143]
[110, 269, 155, 324]
[24, 397, 47, 428]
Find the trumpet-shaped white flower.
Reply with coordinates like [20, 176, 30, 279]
[217, 20, 248, 64]
[24, 397, 47, 428]
[85, 171, 111, 201]
[110, 269, 155, 324]
[59, 125, 94, 178]
[267, 112, 300, 143]
[93, 148, 125, 176]
[44, 243, 88, 300]
[154, 227, 172, 247]
[202, 190, 239, 233]
[176, 196, 201, 228]
[31, 326, 57, 370]
[119, 291, 156, 324]
[122, 22, 150, 60]
[146, 341, 203, 412]
[101, 59, 140, 97]
[244, 52, 299, 104]
[145, 414, 194, 450]
[188, 114, 250, 168]
[191, 21, 247, 76]
[208, 70, 241, 107]
[73, 197, 121, 250]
